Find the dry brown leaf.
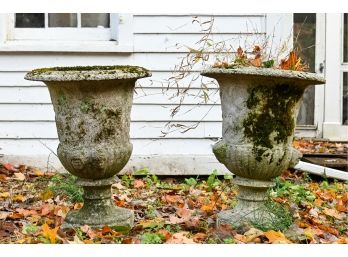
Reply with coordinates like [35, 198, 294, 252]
[176, 207, 193, 219]
[192, 232, 207, 243]
[12, 194, 26, 202]
[15, 208, 37, 217]
[157, 229, 172, 241]
[249, 57, 262, 67]
[0, 211, 9, 220]
[14, 172, 25, 181]
[244, 228, 264, 242]
[336, 199, 348, 212]
[166, 232, 196, 244]
[0, 192, 10, 198]
[162, 194, 183, 204]
[134, 179, 145, 189]
[234, 234, 247, 243]
[0, 174, 7, 182]
[323, 208, 346, 220]
[317, 224, 340, 236]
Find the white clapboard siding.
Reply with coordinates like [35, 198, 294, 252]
[0, 138, 218, 155]
[134, 34, 265, 52]
[0, 71, 220, 89]
[0, 86, 220, 104]
[0, 104, 222, 121]
[0, 121, 222, 139]
[133, 15, 265, 34]
[0, 14, 267, 170]
[0, 53, 240, 72]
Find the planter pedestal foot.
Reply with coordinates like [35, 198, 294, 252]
[62, 176, 134, 229]
[217, 177, 275, 229]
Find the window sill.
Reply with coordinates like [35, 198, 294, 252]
[0, 40, 133, 53]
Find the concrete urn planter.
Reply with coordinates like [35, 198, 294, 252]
[25, 65, 151, 228]
[201, 67, 325, 228]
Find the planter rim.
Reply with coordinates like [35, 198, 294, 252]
[201, 67, 326, 85]
[25, 65, 151, 82]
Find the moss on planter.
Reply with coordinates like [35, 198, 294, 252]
[29, 65, 150, 75]
[213, 143, 228, 163]
[242, 84, 304, 161]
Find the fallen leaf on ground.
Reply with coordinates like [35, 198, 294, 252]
[244, 228, 264, 242]
[157, 229, 172, 241]
[16, 208, 37, 217]
[41, 223, 59, 244]
[323, 208, 346, 220]
[0, 192, 10, 198]
[14, 172, 25, 181]
[192, 232, 206, 243]
[33, 169, 45, 176]
[264, 230, 292, 244]
[3, 163, 14, 171]
[0, 211, 9, 220]
[166, 232, 196, 244]
[134, 179, 145, 189]
[12, 194, 26, 202]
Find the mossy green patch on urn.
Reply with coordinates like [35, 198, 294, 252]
[25, 65, 151, 81]
[242, 84, 304, 161]
[213, 142, 228, 163]
[29, 65, 149, 75]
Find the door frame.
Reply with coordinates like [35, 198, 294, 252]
[322, 13, 348, 140]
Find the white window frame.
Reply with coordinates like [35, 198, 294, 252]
[323, 13, 348, 140]
[0, 13, 133, 52]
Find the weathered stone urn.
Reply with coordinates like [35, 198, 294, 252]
[25, 65, 151, 228]
[201, 67, 325, 228]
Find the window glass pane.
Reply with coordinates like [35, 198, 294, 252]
[294, 13, 316, 125]
[15, 13, 44, 28]
[81, 13, 109, 28]
[344, 14, 348, 63]
[48, 13, 77, 27]
[343, 72, 348, 125]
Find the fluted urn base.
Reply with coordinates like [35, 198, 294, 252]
[62, 176, 134, 229]
[217, 177, 275, 229]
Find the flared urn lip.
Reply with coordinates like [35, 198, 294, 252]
[201, 67, 326, 86]
[24, 65, 151, 82]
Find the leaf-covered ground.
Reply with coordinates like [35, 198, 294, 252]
[0, 161, 347, 244]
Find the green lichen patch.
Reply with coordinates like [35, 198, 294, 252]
[242, 84, 304, 161]
[80, 99, 93, 113]
[29, 65, 150, 76]
[57, 89, 67, 106]
[213, 143, 228, 163]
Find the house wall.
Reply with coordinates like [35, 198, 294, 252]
[0, 14, 295, 174]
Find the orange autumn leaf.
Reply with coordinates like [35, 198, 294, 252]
[134, 179, 145, 189]
[249, 57, 262, 67]
[280, 50, 307, 71]
[42, 223, 59, 244]
[249, 45, 262, 67]
[15, 208, 37, 217]
[162, 194, 183, 204]
[264, 230, 291, 244]
[236, 46, 245, 59]
[336, 199, 348, 212]
[200, 204, 214, 213]
[157, 229, 172, 241]
[317, 224, 340, 236]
